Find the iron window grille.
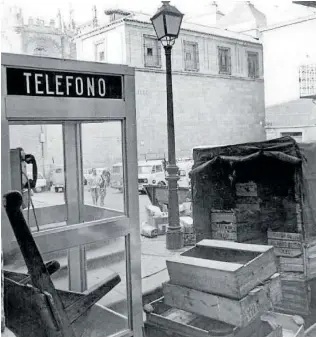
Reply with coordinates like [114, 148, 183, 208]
[183, 41, 199, 71]
[247, 51, 259, 79]
[218, 47, 231, 75]
[143, 35, 161, 68]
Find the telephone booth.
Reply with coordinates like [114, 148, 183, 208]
[1, 53, 143, 336]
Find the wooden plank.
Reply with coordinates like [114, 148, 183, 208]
[273, 248, 302, 257]
[196, 239, 271, 253]
[279, 257, 304, 273]
[268, 239, 302, 249]
[236, 203, 260, 211]
[163, 277, 280, 328]
[267, 232, 303, 241]
[210, 211, 236, 223]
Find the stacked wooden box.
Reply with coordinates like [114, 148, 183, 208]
[144, 240, 305, 337]
[211, 208, 262, 243]
[268, 230, 316, 316]
[210, 182, 264, 243]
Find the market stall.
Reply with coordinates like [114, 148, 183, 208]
[190, 136, 316, 316]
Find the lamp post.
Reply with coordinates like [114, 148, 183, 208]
[151, 1, 184, 250]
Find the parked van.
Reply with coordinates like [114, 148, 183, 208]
[138, 160, 166, 193]
[177, 160, 193, 188]
[51, 167, 64, 192]
[110, 160, 167, 193]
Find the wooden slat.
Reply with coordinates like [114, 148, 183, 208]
[267, 232, 303, 241]
[163, 276, 280, 327]
[196, 239, 271, 253]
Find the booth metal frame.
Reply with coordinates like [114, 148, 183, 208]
[1, 53, 143, 337]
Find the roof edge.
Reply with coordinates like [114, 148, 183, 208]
[260, 14, 316, 32]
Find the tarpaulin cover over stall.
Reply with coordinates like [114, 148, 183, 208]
[190, 137, 316, 240]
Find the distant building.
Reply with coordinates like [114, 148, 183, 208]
[1, 6, 78, 176]
[1, 6, 76, 58]
[75, 7, 266, 159]
[260, 12, 316, 142]
[216, 1, 267, 39]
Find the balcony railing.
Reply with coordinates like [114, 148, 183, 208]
[299, 64, 316, 98]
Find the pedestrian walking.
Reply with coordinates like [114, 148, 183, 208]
[89, 168, 101, 205]
[99, 169, 110, 207]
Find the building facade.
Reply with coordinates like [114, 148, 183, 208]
[75, 9, 266, 159]
[260, 15, 316, 142]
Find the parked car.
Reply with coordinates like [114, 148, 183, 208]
[27, 172, 47, 193]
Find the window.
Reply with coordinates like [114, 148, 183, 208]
[144, 35, 161, 67]
[183, 41, 199, 71]
[138, 166, 152, 174]
[218, 47, 231, 75]
[247, 52, 259, 78]
[155, 165, 163, 173]
[95, 43, 105, 62]
[280, 132, 303, 143]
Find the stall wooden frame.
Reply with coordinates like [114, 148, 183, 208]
[1, 53, 143, 337]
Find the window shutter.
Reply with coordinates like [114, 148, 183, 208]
[228, 49, 232, 74]
[255, 54, 259, 78]
[195, 44, 199, 71]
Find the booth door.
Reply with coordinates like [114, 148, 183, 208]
[6, 120, 142, 337]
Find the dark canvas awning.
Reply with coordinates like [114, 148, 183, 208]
[191, 136, 316, 239]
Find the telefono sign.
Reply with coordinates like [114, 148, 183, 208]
[6, 68, 123, 99]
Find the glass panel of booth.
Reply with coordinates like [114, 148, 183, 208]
[81, 121, 126, 218]
[9, 123, 67, 232]
[6, 121, 133, 336]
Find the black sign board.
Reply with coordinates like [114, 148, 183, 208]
[6, 67, 123, 99]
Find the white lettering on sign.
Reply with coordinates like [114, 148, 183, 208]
[45, 74, 54, 94]
[15, 70, 120, 98]
[75, 77, 84, 96]
[35, 74, 44, 94]
[66, 76, 73, 95]
[87, 77, 95, 96]
[98, 78, 106, 97]
[55, 75, 64, 95]
[23, 73, 32, 94]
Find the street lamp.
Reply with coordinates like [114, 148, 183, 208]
[151, 1, 184, 250]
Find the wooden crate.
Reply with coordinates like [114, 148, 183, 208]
[267, 231, 303, 258]
[166, 240, 277, 299]
[144, 298, 283, 337]
[163, 274, 282, 327]
[210, 209, 260, 224]
[211, 222, 262, 242]
[275, 272, 311, 316]
[268, 232, 316, 281]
